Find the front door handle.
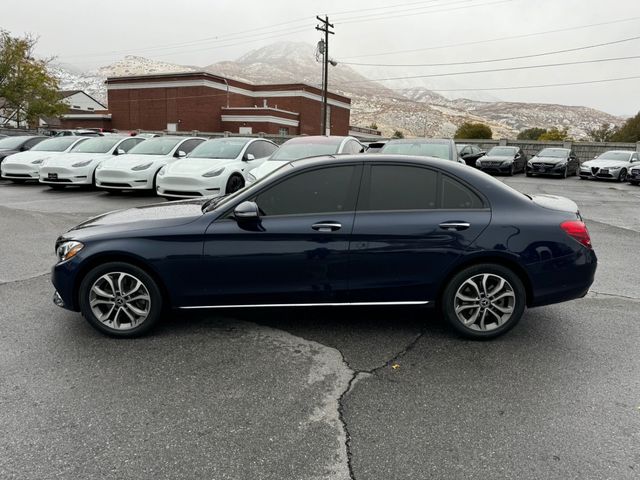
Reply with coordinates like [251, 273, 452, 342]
[312, 222, 342, 232]
[439, 222, 471, 231]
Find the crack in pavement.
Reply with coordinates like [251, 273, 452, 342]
[334, 327, 426, 480]
[586, 290, 640, 302]
[0, 271, 50, 287]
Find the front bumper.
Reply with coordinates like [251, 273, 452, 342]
[156, 175, 223, 198]
[95, 169, 153, 190]
[1, 163, 40, 180]
[477, 162, 513, 174]
[39, 166, 93, 185]
[526, 162, 567, 176]
[579, 167, 622, 180]
[628, 169, 640, 183]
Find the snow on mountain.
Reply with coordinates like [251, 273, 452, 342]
[49, 42, 624, 139]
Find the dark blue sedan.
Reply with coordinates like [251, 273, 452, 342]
[52, 155, 597, 339]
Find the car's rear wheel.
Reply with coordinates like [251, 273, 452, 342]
[79, 262, 163, 337]
[441, 264, 526, 339]
[226, 174, 245, 194]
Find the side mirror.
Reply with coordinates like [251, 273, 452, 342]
[244, 153, 256, 161]
[115, 148, 125, 155]
[515, 153, 522, 158]
[176, 150, 187, 158]
[234, 201, 260, 220]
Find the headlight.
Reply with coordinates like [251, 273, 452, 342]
[556, 162, 567, 168]
[202, 168, 225, 178]
[607, 165, 621, 171]
[72, 160, 92, 168]
[31, 158, 46, 165]
[56, 241, 84, 263]
[502, 160, 512, 166]
[475, 159, 482, 167]
[158, 167, 166, 177]
[132, 162, 153, 171]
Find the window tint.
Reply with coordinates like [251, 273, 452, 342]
[363, 165, 438, 211]
[255, 165, 358, 216]
[25, 137, 45, 149]
[118, 138, 142, 153]
[247, 140, 278, 159]
[441, 176, 484, 209]
[631, 153, 638, 161]
[178, 139, 204, 155]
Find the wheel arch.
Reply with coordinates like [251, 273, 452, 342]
[73, 252, 172, 312]
[437, 254, 534, 308]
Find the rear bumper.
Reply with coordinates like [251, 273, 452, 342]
[528, 248, 597, 307]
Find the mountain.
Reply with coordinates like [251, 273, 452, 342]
[51, 42, 623, 139]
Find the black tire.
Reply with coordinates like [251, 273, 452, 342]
[630, 181, 639, 186]
[225, 174, 245, 194]
[441, 263, 526, 340]
[618, 169, 627, 182]
[79, 262, 164, 338]
[561, 166, 568, 179]
[507, 164, 514, 176]
[525, 171, 532, 177]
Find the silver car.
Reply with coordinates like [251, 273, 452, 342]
[580, 150, 639, 182]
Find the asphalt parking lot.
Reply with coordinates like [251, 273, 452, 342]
[1, 176, 638, 480]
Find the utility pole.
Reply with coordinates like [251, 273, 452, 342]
[316, 15, 334, 136]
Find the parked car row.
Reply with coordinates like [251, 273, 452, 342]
[2, 134, 639, 196]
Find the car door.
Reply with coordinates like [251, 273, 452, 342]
[197, 163, 363, 307]
[348, 163, 491, 303]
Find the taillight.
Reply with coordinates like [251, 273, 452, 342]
[560, 220, 592, 249]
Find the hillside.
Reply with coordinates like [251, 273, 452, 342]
[50, 42, 623, 139]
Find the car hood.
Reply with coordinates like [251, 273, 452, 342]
[481, 155, 513, 162]
[165, 158, 236, 175]
[62, 198, 207, 240]
[101, 153, 170, 169]
[45, 152, 111, 166]
[582, 159, 630, 168]
[531, 156, 567, 164]
[2, 150, 63, 164]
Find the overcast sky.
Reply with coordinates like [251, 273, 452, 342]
[3, 0, 640, 115]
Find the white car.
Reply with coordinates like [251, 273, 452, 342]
[246, 136, 365, 184]
[1, 136, 89, 183]
[156, 137, 278, 198]
[39, 136, 146, 189]
[579, 150, 640, 182]
[95, 136, 205, 192]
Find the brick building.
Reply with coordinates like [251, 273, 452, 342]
[106, 72, 351, 136]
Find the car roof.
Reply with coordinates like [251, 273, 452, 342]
[283, 135, 352, 145]
[386, 138, 453, 144]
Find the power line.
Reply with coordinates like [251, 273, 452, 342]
[332, 54, 640, 85]
[422, 74, 640, 92]
[340, 35, 640, 67]
[338, 16, 640, 60]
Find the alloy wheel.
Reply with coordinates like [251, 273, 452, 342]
[89, 272, 151, 330]
[453, 273, 516, 331]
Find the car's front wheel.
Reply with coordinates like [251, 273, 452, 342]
[226, 174, 245, 194]
[79, 262, 163, 337]
[441, 264, 526, 339]
[618, 169, 627, 182]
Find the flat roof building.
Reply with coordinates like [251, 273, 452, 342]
[106, 72, 351, 136]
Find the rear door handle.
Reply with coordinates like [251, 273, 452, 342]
[439, 222, 471, 231]
[312, 222, 342, 232]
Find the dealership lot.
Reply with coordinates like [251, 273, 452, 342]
[0, 177, 638, 479]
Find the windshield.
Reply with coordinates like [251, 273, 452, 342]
[31, 137, 81, 152]
[537, 148, 568, 158]
[269, 142, 340, 161]
[456, 145, 466, 153]
[189, 139, 248, 159]
[127, 137, 181, 155]
[70, 137, 122, 153]
[597, 151, 632, 161]
[381, 142, 452, 160]
[0, 136, 30, 150]
[487, 147, 517, 157]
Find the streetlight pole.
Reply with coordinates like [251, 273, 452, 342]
[316, 15, 334, 136]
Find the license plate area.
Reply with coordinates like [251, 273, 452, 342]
[48, 173, 58, 180]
